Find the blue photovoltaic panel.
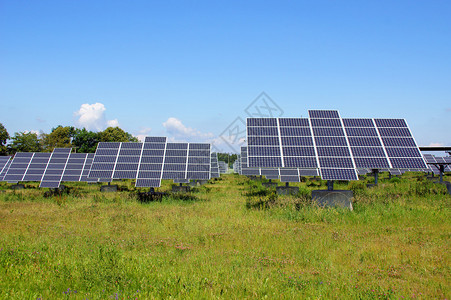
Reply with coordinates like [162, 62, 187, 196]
[145, 136, 167, 143]
[308, 110, 340, 119]
[40, 148, 71, 188]
[62, 153, 88, 182]
[320, 169, 358, 181]
[375, 119, 426, 169]
[89, 142, 120, 179]
[80, 154, 97, 182]
[4, 152, 34, 182]
[247, 118, 283, 168]
[136, 137, 167, 187]
[279, 118, 317, 169]
[0, 157, 12, 181]
[162, 143, 187, 180]
[342, 118, 374, 127]
[0, 158, 12, 181]
[343, 118, 391, 170]
[210, 153, 220, 178]
[247, 118, 277, 127]
[310, 112, 358, 180]
[23, 153, 51, 181]
[187, 143, 211, 180]
[113, 142, 143, 179]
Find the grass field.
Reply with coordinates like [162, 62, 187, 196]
[0, 173, 450, 299]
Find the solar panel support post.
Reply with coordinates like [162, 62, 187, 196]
[439, 165, 444, 183]
[372, 169, 379, 185]
[327, 180, 334, 191]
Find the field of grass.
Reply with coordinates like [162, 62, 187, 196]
[0, 173, 450, 299]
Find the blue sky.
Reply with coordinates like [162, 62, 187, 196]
[1, 0, 450, 153]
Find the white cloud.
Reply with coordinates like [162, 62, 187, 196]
[162, 117, 244, 153]
[135, 127, 152, 142]
[24, 130, 40, 135]
[74, 103, 119, 131]
[428, 142, 444, 147]
[106, 119, 120, 127]
[163, 117, 214, 141]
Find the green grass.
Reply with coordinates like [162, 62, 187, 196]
[0, 173, 450, 299]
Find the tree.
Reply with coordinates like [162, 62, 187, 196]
[0, 123, 9, 155]
[41, 126, 76, 152]
[217, 153, 238, 167]
[7, 132, 42, 154]
[100, 127, 139, 143]
[72, 128, 100, 153]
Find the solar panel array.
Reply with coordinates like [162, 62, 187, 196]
[2, 149, 96, 188]
[0, 137, 212, 188]
[423, 154, 451, 174]
[246, 110, 427, 181]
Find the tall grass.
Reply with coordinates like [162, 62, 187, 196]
[0, 173, 449, 299]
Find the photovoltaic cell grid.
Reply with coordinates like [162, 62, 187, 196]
[80, 154, 96, 182]
[374, 119, 426, 169]
[423, 154, 451, 174]
[25, 153, 51, 181]
[136, 138, 167, 187]
[135, 139, 166, 187]
[62, 153, 92, 182]
[162, 143, 188, 181]
[40, 148, 72, 188]
[210, 153, 220, 178]
[309, 111, 358, 181]
[0, 157, 12, 181]
[187, 143, 211, 180]
[3, 152, 34, 183]
[241, 147, 259, 176]
[342, 118, 390, 170]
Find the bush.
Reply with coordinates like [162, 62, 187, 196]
[389, 177, 401, 184]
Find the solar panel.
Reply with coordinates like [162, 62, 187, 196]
[4, 152, 34, 183]
[162, 143, 188, 180]
[375, 119, 426, 169]
[80, 153, 97, 182]
[61, 153, 88, 182]
[187, 143, 211, 180]
[113, 142, 143, 179]
[343, 118, 391, 170]
[136, 138, 167, 187]
[40, 148, 72, 188]
[309, 111, 358, 181]
[210, 153, 220, 178]
[0, 157, 12, 181]
[23, 152, 51, 181]
[89, 142, 121, 179]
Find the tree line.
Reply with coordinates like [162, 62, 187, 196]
[0, 123, 137, 155]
